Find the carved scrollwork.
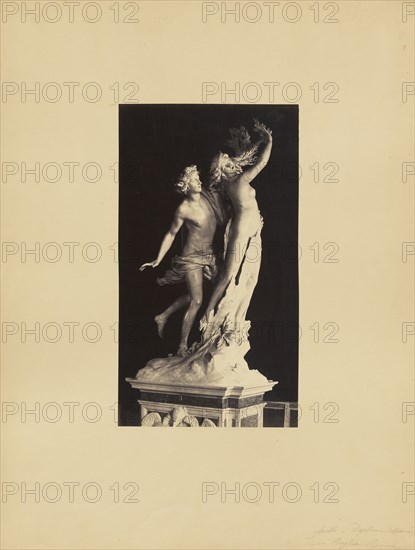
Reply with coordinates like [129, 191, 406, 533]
[141, 412, 162, 427]
[172, 406, 188, 426]
[201, 418, 216, 427]
[141, 406, 217, 427]
[181, 415, 199, 427]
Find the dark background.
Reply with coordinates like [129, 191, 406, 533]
[119, 104, 298, 426]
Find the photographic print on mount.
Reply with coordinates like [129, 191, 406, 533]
[119, 104, 298, 428]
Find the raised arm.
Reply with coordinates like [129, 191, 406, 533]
[139, 207, 184, 271]
[240, 122, 273, 184]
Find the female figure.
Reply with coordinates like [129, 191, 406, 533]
[201, 120, 273, 335]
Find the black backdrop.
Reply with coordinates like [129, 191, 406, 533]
[119, 104, 298, 426]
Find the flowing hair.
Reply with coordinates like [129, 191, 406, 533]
[209, 126, 259, 188]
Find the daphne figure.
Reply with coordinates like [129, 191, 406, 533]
[201, 120, 273, 337]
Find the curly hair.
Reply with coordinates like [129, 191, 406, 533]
[209, 153, 226, 188]
[209, 148, 258, 188]
[174, 165, 199, 195]
[209, 124, 260, 189]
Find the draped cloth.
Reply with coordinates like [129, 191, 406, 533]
[156, 249, 218, 286]
[200, 187, 230, 228]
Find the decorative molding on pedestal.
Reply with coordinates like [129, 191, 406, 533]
[140, 406, 215, 427]
[126, 378, 277, 428]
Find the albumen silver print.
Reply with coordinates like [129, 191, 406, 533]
[119, 105, 299, 427]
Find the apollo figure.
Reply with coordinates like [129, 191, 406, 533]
[140, 165, 227, 356]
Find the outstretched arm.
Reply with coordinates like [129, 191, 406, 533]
[240, 122, 273, 184]
[139, 208, 184, 271]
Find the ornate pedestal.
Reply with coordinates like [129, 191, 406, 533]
[126, 379, 277, 427]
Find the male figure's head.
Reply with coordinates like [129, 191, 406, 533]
[175, 165, 202, 196]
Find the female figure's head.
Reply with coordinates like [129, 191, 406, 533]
[209, 147, 258, 188]
[209, 153, 242, 186]
[174, 165, 202, 195]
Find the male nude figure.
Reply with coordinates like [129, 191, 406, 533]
[140, 165, 227, 356]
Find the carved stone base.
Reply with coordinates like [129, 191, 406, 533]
[126, 379, 277, 427]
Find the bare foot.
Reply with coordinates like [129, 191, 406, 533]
[200, 313, 208, 331]
[176, 344, 188, 357]
[200, 308, 214, 329]
[154, 314, 167, 338]
[200, 310, 213, 341]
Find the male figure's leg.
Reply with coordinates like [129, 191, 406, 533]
[177, 269, 203, 356]
[155, 295, 191, 338]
